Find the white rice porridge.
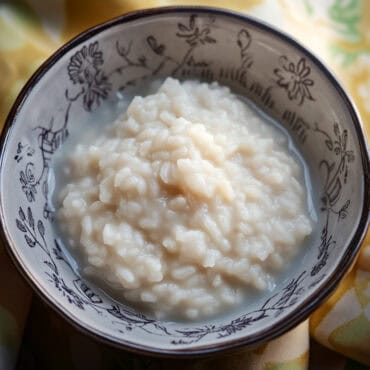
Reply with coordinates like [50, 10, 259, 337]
[58, 78, 312, 320]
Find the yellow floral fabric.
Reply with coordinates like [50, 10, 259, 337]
[0, 1, 369, 369]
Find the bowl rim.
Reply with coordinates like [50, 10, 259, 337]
[0, 5, 369, 358]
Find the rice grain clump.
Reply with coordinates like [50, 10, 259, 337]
[58, 78, 312, 320]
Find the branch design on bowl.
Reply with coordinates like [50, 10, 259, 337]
[15, 41, 109, 218]
[112, 14, 218, 89]
[172, 271, 307, 344]
[17, 112, 69, 220]
[281, 108, 354, 276]
[311, 122, 354, 275]
[11, 13, 355, 344]
[111, 15, 253, 89]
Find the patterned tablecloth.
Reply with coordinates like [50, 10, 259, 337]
[0, 1, 370, 369]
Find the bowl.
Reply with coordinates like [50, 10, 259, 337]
[0, 6, 369, 357]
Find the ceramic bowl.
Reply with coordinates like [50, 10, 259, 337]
[0, 6, 369, 357]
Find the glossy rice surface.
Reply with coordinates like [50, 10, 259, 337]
[58, 78, 312, 320]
